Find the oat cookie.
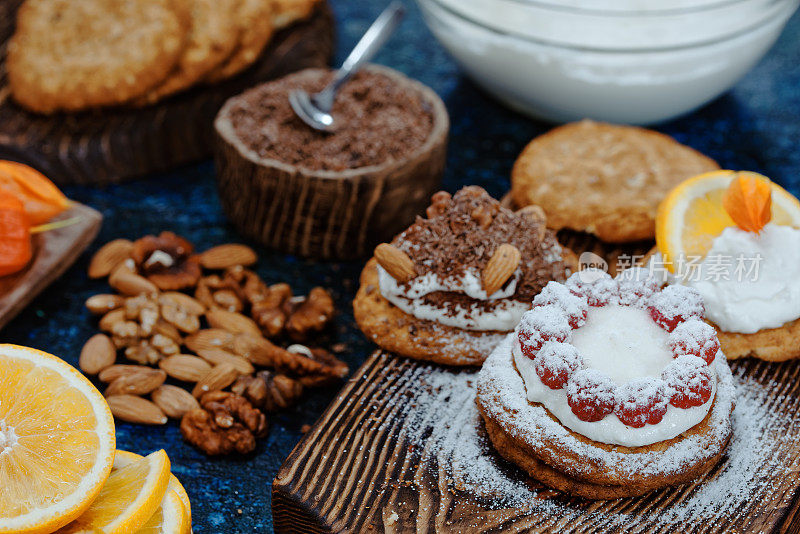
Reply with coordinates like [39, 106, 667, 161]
[205, 0, 274, 83]
[511, 120, 719, 243]
[271, 0, 319, 30]
[7, 0, 188, 113]
[138, 0, 240, 103]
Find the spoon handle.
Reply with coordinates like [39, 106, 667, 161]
[331, 2, 405, 91]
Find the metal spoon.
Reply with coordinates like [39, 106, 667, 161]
[289, 1, 405, 132]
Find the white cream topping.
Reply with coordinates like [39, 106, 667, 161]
[513, 305, 716, 447]
[655, 224, 800, 334]
[571, 305, 674, 384]
[377, 264, 529, 331]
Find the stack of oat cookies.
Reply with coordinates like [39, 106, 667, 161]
[6, 0, 320, 114]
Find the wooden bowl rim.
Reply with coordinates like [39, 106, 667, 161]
[214, 63, 449, 181]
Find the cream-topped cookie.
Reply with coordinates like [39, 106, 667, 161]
[512, 268, 720, 447]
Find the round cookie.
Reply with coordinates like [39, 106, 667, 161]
[271, 0, 318, 30]
[476, 336, 735, 499]
[205, 0, 274, 83]
[511, 120, 719, 243]
[7, 0, 188, 113]
[354, 259, 507, 366]
[137, 0, 240, 103]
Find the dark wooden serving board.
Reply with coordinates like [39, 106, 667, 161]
[0, 202, 102, 330]
[273, 231, 800, 533]
[0, 0, 334, 186]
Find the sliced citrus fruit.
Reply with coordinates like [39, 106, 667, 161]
[114, 450, 192, 530]
[0, 344, 116, 534]
[136, 490, 188, 534]
[656, 170, 800, 271]
[56, 449, 172, 534]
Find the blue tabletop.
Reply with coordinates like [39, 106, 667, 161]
[4, 1, 800, 532]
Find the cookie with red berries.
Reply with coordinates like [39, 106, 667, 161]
[476, 267, 735, 499]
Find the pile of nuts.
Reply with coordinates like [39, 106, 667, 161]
[80, 232, 348, 456]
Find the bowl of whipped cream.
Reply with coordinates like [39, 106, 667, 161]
[416, 0, 799, 124]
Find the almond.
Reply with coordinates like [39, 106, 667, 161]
[97, 364, 151, 383]
[159, 354, 212, 382]
[482, 243, 521, 296]
[104, 368, 166, 397]
[88, 239, 134, 279]
[151, 385, 200, 419]
[79, 334, 117, 375]
[159, 292, 206, 316]
[195, 348, 255, 375]
[199, 244, 258, 269]
[85, 294, 125, 315]
[98, 308, 126, 332]
[374, 243, 416, 282]
[107, 395, 167, 425]
[192, 363, 239, 397]
[184, 329, 236, 353]
[110, 269, 158, 296]
[205, 308, 261, 337]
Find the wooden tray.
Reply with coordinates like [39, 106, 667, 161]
[0, 0, 334, 186]
[273, 232, 800, 533]
[0, 202, 102, 330]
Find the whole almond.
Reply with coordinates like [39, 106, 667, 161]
[159, 354, 212, 382]
[104, 369, 166, 397]
[192, 363, 239, 397]
[199, 244, 257, 269]
[205, 308, 261, 337]
[110, 269, 158, 296]
[88, 239, 133, 279]
[79, 334, 117, 375]
[195, 348, 255, 375]
[482, 243, 521, 296]
[98, 364, 153, 383]
[374, 243, 417, 282]
[107, 395, 167, 425]
[85, 294, 125, 315]
[159, 292, 206, 315]
[98, 308, 126, 332]
[151, 385, 200, 419]
[185, 329, 235, 353]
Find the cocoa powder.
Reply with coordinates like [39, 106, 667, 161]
[226, 68, 435, 171]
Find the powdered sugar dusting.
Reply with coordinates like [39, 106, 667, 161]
[397, 354, 796, 529]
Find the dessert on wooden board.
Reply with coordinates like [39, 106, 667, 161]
[476, 269, 734, 499]
[650, 170, 800, 361]
[354, 186, 576, 365]
[214, 65, 449, 259]
[511, 120, 720, 243]
[6, 0, 321, 113]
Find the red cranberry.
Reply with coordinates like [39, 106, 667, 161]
[663, 355, 714, 408]
[534, 341, 583, 390]
[566, 369, 616, 422]
[614, 378, 668, 428]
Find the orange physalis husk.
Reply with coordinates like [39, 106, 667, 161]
[0, 191, 33, 276]
[722, 173, 772, 233]
[0, 160, 70, 226]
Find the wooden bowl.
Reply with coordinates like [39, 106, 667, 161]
[213, 65, 449, 260]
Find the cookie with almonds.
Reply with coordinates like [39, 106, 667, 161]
[354, 186, 576, 365]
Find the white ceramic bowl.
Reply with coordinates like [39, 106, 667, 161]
[417, 0, 799, 124]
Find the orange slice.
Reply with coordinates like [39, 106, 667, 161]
[56, 450, 171, 534]
[656, 170, 800, 272]
[114, 450, 191, 532]
[0, 344, 116, 534]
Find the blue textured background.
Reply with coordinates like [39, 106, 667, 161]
[4, 1, 800, 532]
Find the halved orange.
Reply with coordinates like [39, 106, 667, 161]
[656, 170, 800, 272]
[0, 344, 116, 534]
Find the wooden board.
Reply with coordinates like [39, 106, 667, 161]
[0, 202, 102, 330]
[273, 231, 800, 533]
[0, 0, 334, 186]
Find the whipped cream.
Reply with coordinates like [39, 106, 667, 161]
[377, 264, 529, 331]
[513, 305, 717, 447]
[658, 224, 800, 334]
